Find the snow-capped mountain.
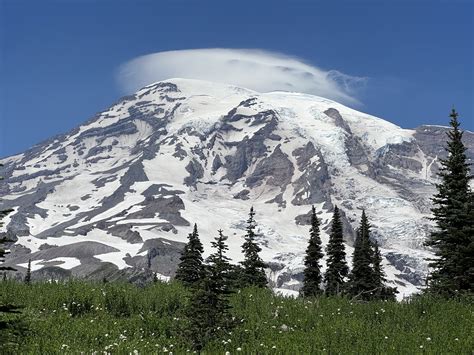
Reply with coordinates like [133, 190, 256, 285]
[1, 79, 473, 298]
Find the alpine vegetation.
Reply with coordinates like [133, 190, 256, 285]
[185, 229, 234, 350]
[425, 109, 474, 295]
[175, 224, 204, 287]
[324, 206, 349, 296]
[239, 207, 267, 288]
[300, 205, 324, 297]
[0, 164, 22, 350]
[348, 211, 397, 301]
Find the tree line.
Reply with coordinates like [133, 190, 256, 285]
[173, 204, 397, 348]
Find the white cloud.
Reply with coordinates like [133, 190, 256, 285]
[117, 48, 367, 105]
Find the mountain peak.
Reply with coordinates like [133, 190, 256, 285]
[1, 79, 473, 299]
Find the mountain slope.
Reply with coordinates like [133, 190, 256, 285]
[1, 78, 473, 298]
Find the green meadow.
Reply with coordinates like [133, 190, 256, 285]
[1, 280, 472, 354]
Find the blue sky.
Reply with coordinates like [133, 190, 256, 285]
[0, 0, 473, 157]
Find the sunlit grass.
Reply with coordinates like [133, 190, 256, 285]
[1, 280, 472, 354]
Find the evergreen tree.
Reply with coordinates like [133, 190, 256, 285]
[425, 109, 474, 294]
[0, 163, 23, 349]
[175, 223, 204, 287]
[300, 205, 324, 297]
[0, 163, 15, 274]
[239, 207, 267, 288]
[372, 242, 397, 300]
[206, 229, 234, 307]
[24, 259, 31, 285]
[347, 210, 376, 300]
[0, 163, 14, 275]
[324, 206, 349, 296]
[372, 242, 384, 290]
[186, 230, 234, 350]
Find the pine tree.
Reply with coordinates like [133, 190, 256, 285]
[0, 163, 23, 349]
[372, 242, 384, 290]
[372, 242, 397, 300]
[0, 163, 15, 274]
[239, 207, 267, 288]
[425, 109, 474, 294]
[206, 229, 234, 306]
[0, 163, 14, 275]
[186, 230, 234, 350]
[324, 206, 349, 296]
[175, 223, 204, 287]
[300, 205, 324, 297]
[347, 210, 376, 300]
[24, 259, 31, 285]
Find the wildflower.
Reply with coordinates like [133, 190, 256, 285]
[426, 337, 431, 341]
[384, 336, 388, 339]
[419, 345, 423, 349]
[455, 338, 459, 341]
[272, 345, 277, 349]
[237, 347, 242, 352]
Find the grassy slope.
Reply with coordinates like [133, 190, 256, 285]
[0, 280, 472, 354]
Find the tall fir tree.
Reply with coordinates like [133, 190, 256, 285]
[0, 164, 14, 275]
[24, 259, 31, 285]
[372, 242, 397, 300]
[0, 163, 23, 349]
[300, 205, 324, 297]
[239, 207, 267, 288]
[347, 210, 376, 300]
[324, 206, 349, 296]
[186, 230, 234, 351]
[175, 223, 204, 287]
[372, 242, 384, 290]
[425, 109, 474, 294]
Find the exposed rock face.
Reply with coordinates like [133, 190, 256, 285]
[0, 79, 472, 297]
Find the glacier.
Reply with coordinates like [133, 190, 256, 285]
[1, 78, 473, 299]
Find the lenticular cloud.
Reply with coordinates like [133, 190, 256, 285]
[117, 48, 366, 105]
